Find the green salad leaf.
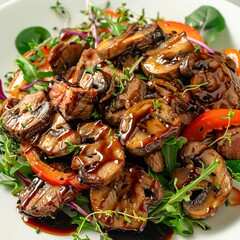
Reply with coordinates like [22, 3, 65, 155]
[226, 160, 240, 182]
[149, 160, 219, 235]
[15, 26, 51, 55]
[185, 6, 225, 44]
[161, 136, 187, 174]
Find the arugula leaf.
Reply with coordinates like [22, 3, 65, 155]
[226, 160, 240, 182]
[15, 26, 51, 54]
[185, 6, 225, 44]
[16, 57, 53, 83]
[161, 136, 187, 174]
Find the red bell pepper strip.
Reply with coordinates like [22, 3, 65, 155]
[21, 142, 89, 189]
[154, 20, 205, 43]
[182, 109, 240, 142]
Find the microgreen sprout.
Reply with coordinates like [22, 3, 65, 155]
[181, 82, 208, 98]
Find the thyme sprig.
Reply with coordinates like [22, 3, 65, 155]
[209, 108, 234, 146]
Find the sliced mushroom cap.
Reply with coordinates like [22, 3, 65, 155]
[141, 32, 195, 80]
[97, 24, 165, 60]
[37, 112, 81, 157]
[2, 90, 52, 141]
[180, 52, 240, 109]
[79, 69, 114, 103]
[49, 80, 98, 121]
[48, 41, 89, 76]
[174, 141, 232, 219]
[71, 120, 125, 187]
[90, 165, 163, 231]
[17, 177, 79, 217]
[119, 99, 181, 156]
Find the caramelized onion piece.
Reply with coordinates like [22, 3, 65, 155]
[141, 32, 195, 80]
[90, 165, 163, 231]
[174, 142, 232, 219]
[119, 99, 181, 156]
[71, 120, 125, 187]
[97, 24, 164, 59]
[37, 112, 81, 157]
[2, 90, 52, 141]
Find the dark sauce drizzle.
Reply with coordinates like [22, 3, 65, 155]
[23, 211, 173, 239]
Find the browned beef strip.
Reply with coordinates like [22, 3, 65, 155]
[217, 127, 240, 160]
[49, 80, 98, 121]
[17, 177, 79, 217]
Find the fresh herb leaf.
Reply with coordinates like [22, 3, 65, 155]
[153, 99, 162, 108]
[15, 26, 51, 54]
[161, 136, 187, 174]
[226, 160, 240, 182]
[15, 57, 53, 90]
[185, 6, 225, 44]
[65, 142, 86, 154]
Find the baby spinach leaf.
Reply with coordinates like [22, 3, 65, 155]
[15, 26, 51, 54]
[185, 6, 225, 44]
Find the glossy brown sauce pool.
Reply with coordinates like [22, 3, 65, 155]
[23, 211, 173, 239]
[23, 211, 77, 236]
[107, 222, 173, 240]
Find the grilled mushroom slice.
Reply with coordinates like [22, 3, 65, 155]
[48, 41, 89, 76]
[97, 24, 164, 59]
[119, 99, 181, 156]
[90, 165, 163, 231]
[17, 177, 79, 217]
[37, 112, 81, 157]
[141, 32, 195, 80]
[173, 141, 232, 219]
[71, 120, 125, 187]
[2, 90, 52, 141]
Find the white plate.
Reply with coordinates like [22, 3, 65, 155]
[0, 0, 240, 239]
